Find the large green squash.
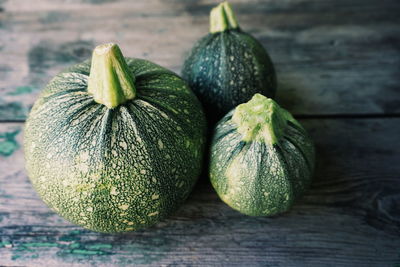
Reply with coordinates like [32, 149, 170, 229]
[182, 1, 277, 121]
[210, 94, 314, 216]
[24, 43, 207, 232]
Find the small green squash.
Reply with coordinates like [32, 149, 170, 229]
[182, 1, 277, 120]
[210, 94, 314, 216]
[24, 43, 207, 232]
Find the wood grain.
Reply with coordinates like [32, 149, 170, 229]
[0, 0, 399, 266]
[0, 0, 399, 120]
[1, 119, 399, 266]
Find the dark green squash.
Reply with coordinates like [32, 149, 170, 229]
[182, 1, 277, 121]
[24, 43, 207, 232]
[210, 94, 314, 216]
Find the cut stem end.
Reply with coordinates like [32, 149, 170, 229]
[87, 43, 136, 109]
[210, 1, 239, 33]
[232, 94, 300, 144]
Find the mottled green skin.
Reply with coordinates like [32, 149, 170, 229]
[24, 58, 207, 233]
[210, 110, 314, 216]
[182, 29, 277, 121]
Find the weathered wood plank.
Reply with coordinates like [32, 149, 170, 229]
[0, 0, 399, 120]
[0, 119, 399, 266]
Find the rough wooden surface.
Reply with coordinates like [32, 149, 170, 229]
[1, 0, 400, 266]
[1, 119, 399, 266]
[0, 0, 400, 120]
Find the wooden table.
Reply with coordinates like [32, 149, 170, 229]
[0, 0, 399, 266]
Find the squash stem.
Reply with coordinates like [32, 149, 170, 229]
[210, 1, 239, 33]
[232, 94, 301, 144]
[87, 43, 136, 108]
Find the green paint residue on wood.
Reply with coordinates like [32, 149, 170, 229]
[86, 244, 112, 249]
[0, 241, 12, 247]
[24, 242, 59, 247]
[9, 239, 114, 262]
[59, 230, 84, 242]
[7, 86, 35, 96]
[7, 230, 171, 264]
[11, 255, 21, 260]
[0, 129, 20, 157]
[65, 242, 112, 256]
[68, 243, 81, 249]
[59, 235, 74, 242]
[70, 249, 106, 255]
[69, 230, 83, 235]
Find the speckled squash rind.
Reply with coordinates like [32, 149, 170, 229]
[182, 2, 276, 120]
[209, 95, 314, 216]
[24, 58, 207, 233]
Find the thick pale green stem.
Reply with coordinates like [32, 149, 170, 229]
[232, 94, 301, 144]
[87, 43, 136, 108]
[210, 1, 239, 33]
